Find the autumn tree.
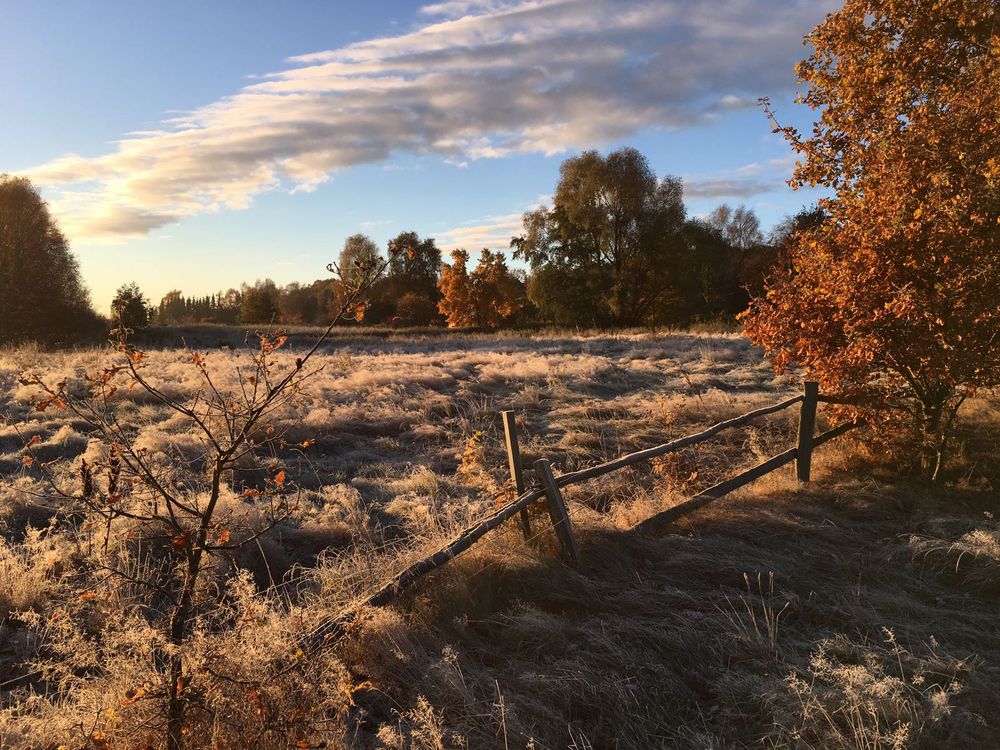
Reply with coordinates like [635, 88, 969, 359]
[742, 0, 1000, 480]
[513, 147, 686, 326]
[438, 249, 526, 328]
[471, 249, 525, 328]
[437, 250, 476, 327]
[0, 175, 103, 344]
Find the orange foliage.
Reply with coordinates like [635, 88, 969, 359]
[742, 0, 999, 478]
[438, 249, 525, 328]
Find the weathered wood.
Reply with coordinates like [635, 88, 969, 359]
[299, 393, 805, 656]
[501, 410, 531, 539]
[303, 483, 547, 652]
[813, 420, 860, 447]
[552, 394, 803, 489]
[796, 382, 819, 482]
[533, 459, 580, 563]
[633, 447, 798, 535]
[817, 394, 907, 411]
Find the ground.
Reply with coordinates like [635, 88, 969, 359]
[0, 327, 997, 748]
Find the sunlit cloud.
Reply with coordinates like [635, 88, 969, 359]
[437, 193, 550, 251]
[24, 0, 832, 240]
[438, 212, 528, 251]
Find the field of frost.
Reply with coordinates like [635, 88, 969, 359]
[1, 328, 998, 748]
[0, 330, 798, 579]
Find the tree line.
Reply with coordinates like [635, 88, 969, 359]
[2, 151, 824, 344]
[101, 147, 816, 333]
[0, 148, 846, 346]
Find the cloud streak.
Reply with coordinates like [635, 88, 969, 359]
[25, 0, 831, 240]
[682, 156, 802, 199]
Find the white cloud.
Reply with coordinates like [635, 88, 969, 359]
[437, 212, 525, 251]
[683, 156, 801, 200]
[24, 0, 832, 240]
[437, 193, 550, 251]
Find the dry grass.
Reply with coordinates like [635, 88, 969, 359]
[0, 328, 997, 748]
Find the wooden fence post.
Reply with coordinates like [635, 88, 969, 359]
[796, 381, 819, 482]
[501, 410, 532, 539]
[533, 459, 580, 563]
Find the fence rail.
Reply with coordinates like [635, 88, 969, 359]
[818, 393, 908, 411]
[300, 381, 868, 655]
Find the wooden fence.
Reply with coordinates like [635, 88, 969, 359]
[301, 380, 863, 654]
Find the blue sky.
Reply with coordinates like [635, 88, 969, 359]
[3, 0, 831, 312]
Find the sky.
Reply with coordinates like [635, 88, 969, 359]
[3, 0, 834, 313]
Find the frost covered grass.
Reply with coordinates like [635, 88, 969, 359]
[0, 328, 997, 748]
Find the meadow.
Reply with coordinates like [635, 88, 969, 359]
[1, 327, 998, 748]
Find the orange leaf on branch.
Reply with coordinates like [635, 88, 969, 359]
[121, 687, 146, 706]
[172, 531, 191, 552]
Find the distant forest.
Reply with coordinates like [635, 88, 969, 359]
[145, 149, 821, 331]
[2, 148, 822, 344]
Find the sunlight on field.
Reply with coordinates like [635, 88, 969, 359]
[1, 330, 998, 747]
[0, 329, 797, 544]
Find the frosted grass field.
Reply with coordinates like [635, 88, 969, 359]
[0, 329, 799, 558]
[1, 328, 998, 748]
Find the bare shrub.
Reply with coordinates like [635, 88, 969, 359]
[774, 630, 975, 749]
[9, 254, 387, 749]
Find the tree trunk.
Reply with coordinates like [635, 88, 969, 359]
[165, 461, 222, 749]
[916, 393, 962, 483]
[918, 407, 943, 482]
[166, 559, 200, 750]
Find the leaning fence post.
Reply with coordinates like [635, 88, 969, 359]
[533, 459, 580, 563]
[501, 410, 531, 539]
[796, 381, 819, 482]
